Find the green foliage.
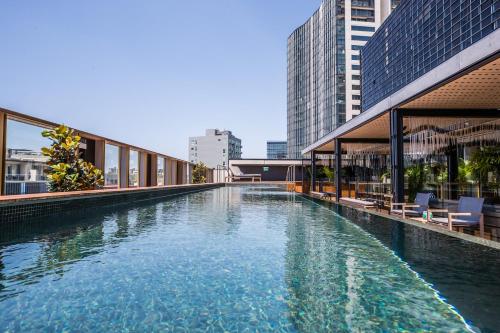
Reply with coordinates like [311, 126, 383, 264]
[192, 162, 208, 184]
[380, 168, 391, 182]
[322, 166, 335, 183]
[405, 163, 429, 201]
[468, 146, 500, 187]
[42, 125, 104, 192]
[457, 158, 473, 187]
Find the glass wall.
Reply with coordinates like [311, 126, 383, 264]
[4, 119, 50, 195]
[157, 157, 165, 186]
[311, 154, 335, 194]
[342, 143, 391, 206]
[403, 117, 500, 205]
[104, 144, 119, 187]
[129, 150, 139, 187]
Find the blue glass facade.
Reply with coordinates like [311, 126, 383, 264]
[361, 0, 499, 111]
[267, 141, 288, 160]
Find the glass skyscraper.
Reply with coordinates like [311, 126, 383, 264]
[287, 0, 396, 158]
[267, 141, 288, 160]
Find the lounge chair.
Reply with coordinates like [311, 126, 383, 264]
[339, 197, 377, 209]
[428, 197, 485, 237]
[310, 191, 335, 200]
[390, 192, 432, 219]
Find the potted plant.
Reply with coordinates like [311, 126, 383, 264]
[42, 125, 104, 192]
[192, 162, 208, 184]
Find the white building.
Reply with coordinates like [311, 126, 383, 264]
[189, 129, 242, 169]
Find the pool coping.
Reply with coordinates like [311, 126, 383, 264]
[0, 184, 220, 206]
[0, 183, 224, 223]
[302, 194, 500, 251]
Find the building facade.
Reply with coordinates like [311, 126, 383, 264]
[362, 0, 498, 111]
[266, 141, 288, 159]
[287, 0, 397, 159]
[189, 129, 242, 168]
[302, 0, 499, 229]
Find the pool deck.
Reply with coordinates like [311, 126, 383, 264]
[304, 193, 500, 251]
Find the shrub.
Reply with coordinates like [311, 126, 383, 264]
[42, 125, 104, 192]
[192, 162, 208, 184]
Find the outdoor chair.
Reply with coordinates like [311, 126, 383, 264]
[427, 197, 485, 237]
[390, 192, 432, 219]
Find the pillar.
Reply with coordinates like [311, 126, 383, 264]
[94, 140, 106, 173]
[139, 152, 148, 187]
[150, 154, 158, 187]
[447, 146, 458, 200]
[311, 151, 316, 192]
[390, 109, 404, 203]
[335, 140, 342, 202]
[119, 146, 129, 188]
[0, 111, 6, 195]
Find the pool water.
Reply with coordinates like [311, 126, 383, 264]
[0, 187, 498, 332]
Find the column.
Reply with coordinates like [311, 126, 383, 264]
[311, 151, 316, 192]
[0, 111, 6, 195]
[335, 140, 342, 202]
[447, 146, 458, 200]
[94, 140, 106, 172]
[119, 146, 129, 188]
[150, 154, 158, 187]
[139, 152, 148, 187]
[390, 109, 404, 203]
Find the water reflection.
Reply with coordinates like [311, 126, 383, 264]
[0, 188, 494, 332]
[283, 201, 470, 332]
[310, 198, 500, 332]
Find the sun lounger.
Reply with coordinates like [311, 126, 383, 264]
[340, 197, 376, 209]
[311, 191, 335, 199]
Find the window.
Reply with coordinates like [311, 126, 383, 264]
[351, 25, 375, 32]
[157, 157, 165, 186]
[223, 149, 226, 154]
[352, 85, 361, 90]
[129, 150, 139, 187]
[352, 54, 360, 61]
[352, 45, 363, 51]
[351, 8, 375, 22]
[352, 35, 371, 41]
[352, 75, 361, 81]
[352, 105, 361, 110]
[4, 119, 50, 195]
[352, 64, 361, 70]
[105, 144, 119, 186]
[353, 95, 361, 100]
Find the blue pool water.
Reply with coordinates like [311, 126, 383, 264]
[0, 187, 498, 332]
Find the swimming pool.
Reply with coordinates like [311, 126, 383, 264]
[0, 186, 498, 332]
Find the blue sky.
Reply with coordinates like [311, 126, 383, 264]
[1, 0, 321, 159]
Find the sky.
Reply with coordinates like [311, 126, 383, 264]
[0, 0, 322, 160]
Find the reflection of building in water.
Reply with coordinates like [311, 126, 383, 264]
[5, 148, 49, 195]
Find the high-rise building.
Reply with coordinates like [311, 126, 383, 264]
[287, 0, 396, 158]
[266, 141, 288, 160]
[189, 129, 242, 168]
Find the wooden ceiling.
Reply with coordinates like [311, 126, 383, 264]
[401, 56, 500, 109]
[312, 55, 499, 151]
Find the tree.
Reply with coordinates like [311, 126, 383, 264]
[192, 162, 208, 184]
[42, 125, 104, 192]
